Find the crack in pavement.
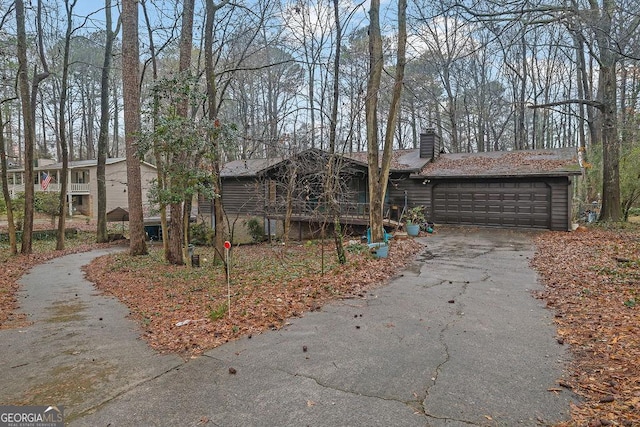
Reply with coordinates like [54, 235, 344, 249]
[203, 353, 429, 420]
[287, 369, 430, 417]
[424, 279, 466, 399]
[421, 272, 489, 426]
[71, 361, 187, 421]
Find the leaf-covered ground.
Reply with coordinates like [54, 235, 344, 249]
[83, 239, 423, 358]
[532, 226, 640, 426]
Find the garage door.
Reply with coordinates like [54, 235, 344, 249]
[432, 180, 551, 228]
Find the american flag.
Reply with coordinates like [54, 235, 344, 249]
[41, 172, 52, 190]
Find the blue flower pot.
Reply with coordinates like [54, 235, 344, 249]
[406, 223, 420, 237]
[368, 242, 389, 258]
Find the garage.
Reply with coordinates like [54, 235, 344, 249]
[432, 179, 552, 229]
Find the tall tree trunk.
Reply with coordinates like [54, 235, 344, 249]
[16, 0, 50, 254]
[366, 0, 407, 244]
[598, 62, 621, 221]
[141, 0, 168, 251]
[0, 105, 17, 255]
[326, 0, 346, 264]
[516, 32, 527, 150]
[594, 0, 621, 222]
[204, 0, 231, 264]
[164, 0, 196, 266]
[365, 0, 384, 243]
[56, 0, 77, 250]
[96, 0, 115, 243]
[122, 0, 148, 256]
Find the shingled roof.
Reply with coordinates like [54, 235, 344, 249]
[343, 149, 429, 172]
[220, 157, 283, 177]
[220, 148, 431, 178]
[220, 147, 580, 179]
[417, 148, 580, 178]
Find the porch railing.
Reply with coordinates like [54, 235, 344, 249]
[6, 183, 90, 197]
[264, 200, 402, 223]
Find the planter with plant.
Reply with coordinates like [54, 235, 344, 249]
[404, 206, 425, 237]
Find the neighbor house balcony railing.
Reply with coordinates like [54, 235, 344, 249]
[68, 183, 90, 193]
[5, 183, 90, 197]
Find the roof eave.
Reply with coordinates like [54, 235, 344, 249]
[409, 170, 582, 179]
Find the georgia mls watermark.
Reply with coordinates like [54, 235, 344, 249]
[0, 406, 64, 427]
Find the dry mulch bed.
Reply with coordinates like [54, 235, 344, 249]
[84, 238, 423, 358]
[532, 226, 640, 426]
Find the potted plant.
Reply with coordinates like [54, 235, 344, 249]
[404, 206, 425, 237]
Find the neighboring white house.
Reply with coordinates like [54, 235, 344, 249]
[4, 158, 157, 220]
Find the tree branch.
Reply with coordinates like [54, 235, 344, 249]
[528, 99, 603, 110]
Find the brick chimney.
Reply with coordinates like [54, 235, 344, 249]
[419, 128, 441, 160]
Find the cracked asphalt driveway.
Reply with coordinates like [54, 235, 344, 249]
[7, 228, 578, 426]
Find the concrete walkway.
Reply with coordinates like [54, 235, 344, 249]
[1, 229, 578, 426]
[0, 247, 183, 421]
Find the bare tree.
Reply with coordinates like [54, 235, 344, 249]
[0, 101, 17, 255]
[96, 0, 119, 243]
[454, 0, 639, 221]
[366, 0, 407, 244]
[0, 5, 17, 255]
[204, 0, 234, 263]
[16, 0, 50, 254]
[325, 0, 346, 264]
[121, 0, 147, 255]
[140, 0, 172, 251]
[54, 0, 78, 250]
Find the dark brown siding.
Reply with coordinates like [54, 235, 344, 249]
[548, 177, 571, 231]
[388, 177, 431, 210]
[221, 177, 264, 215]
[419, 129, 441, 159]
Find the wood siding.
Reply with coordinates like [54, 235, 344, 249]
[220, 171, 573, 232]
[548, 177, 571, 231]
[392, 176, 571, 231]
[85, 161, 156, 219]
[221, 178, 264, 215]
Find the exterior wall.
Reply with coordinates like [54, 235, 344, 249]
[396, 175, 572, 231]
[548, 176, 571, 231]
[199, 178, 269, 233]
[86, 161, 157, 220]
[221, 177, 264, 215]
[221, 214, 284, 244]
[388, 177, 433, 216]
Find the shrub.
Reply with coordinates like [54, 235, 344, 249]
[190, 222, 215, 245]
[34, 192, 61, 224]
[246, 217, 264, 242]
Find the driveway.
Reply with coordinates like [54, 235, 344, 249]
[1, 228, 578, 426]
